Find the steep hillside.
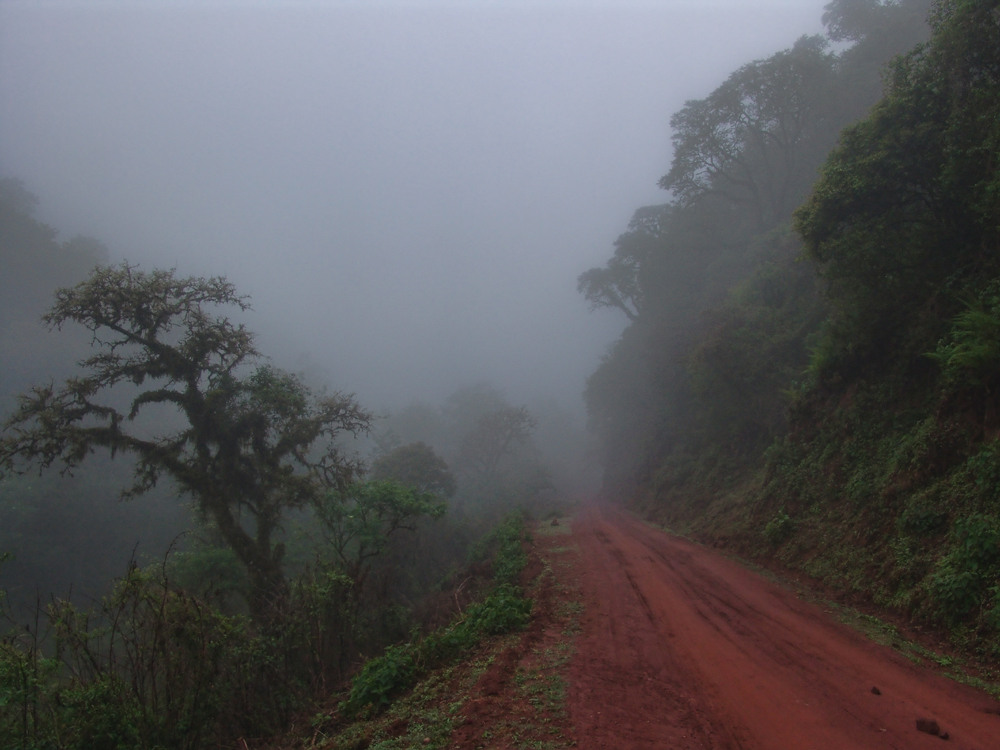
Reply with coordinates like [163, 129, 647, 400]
[751, 0, 1000, 652]
[583, 0, 1000, 657]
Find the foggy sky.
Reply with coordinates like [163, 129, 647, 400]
[0, 0, 827, 414]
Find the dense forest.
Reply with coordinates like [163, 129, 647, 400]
[582, 0, 1000, 655]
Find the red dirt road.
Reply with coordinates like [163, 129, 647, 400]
[566, 507, 1000, 749]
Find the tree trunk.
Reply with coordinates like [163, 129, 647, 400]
[210, 502, 287, 621]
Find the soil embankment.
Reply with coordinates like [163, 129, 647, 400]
[568, 506, 1000, 749]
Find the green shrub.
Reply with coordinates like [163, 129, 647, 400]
[763, 507, 795, 546]
[985, 586, 1000, 631]
[967, 441, 1000, 503]
[930, 514, 1000, 623]
[900, 497, 949, 536]
[952, 514, 1000, 573]
[460, 584, 532, 637]
[492, 535, 528, 585]
[340, 643, 418, 716]
[469, 512, 528, 585]
[929, 296, 1000, 389]
[340, 584, 532, 717]
[58, 676, 143, 750]
[341, 514, 532, 717]
[0, 642, 60, 750]
[0, 555, 378, 749]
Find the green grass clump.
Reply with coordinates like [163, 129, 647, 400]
[469, 512, 529, 584]
[341, 514, 532, 717]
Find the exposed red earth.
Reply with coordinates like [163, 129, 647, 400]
[566, 506, 1000, 750]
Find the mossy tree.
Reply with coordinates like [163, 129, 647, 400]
[0, 263, 372, 618]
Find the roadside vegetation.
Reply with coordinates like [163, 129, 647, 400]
[338, 514, 530, 719]
[306, 514, 582, 750]
[0, 489, 546, 749]
[0, 197, 575, 748]
[580, 0, 1000, 662]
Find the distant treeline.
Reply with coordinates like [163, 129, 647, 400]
[581, 0, 1000, 652]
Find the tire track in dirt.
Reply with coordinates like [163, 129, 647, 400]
[567, 505, 1000, 749]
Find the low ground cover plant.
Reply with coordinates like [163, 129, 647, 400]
[341, 513, 532, 717]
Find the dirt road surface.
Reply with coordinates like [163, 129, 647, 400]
[566, 506, 1000, 749]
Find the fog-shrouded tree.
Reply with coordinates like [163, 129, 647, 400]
[315, 479, 447, 591]
[0, 179, 109, 399]
[455, 404, 551, 515]
[0, 263, 372, 617]
[577, 0, 936, 500]
[577, 204, 671, 322]
[823, 0, 934, 45]
[370, 441, 456, 498]
[457, 406, 537, 480]
[795, 0, 1000, 378]
[660, 35, 839, 230]
[442, 382, 508, 445]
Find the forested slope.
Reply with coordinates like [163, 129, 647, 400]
[0, 183, 574, 747]
[582, 0, 1000, 655]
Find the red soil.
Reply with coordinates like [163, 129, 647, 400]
[567, 506, 1000, 749]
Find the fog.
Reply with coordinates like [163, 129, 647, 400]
[0, 0, 826, 413]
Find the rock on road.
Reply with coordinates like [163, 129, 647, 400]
[565, 507, 1000, 749]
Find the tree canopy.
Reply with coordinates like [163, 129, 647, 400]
[795, 0, 1000, 374]
[577, 0, 940, 500]
[457, 406, 537, 480]
[576, 205, 670, 321]
[315, 479, 447, 590]
[660, 35, 839, 230]
[370, 441, 456, 498]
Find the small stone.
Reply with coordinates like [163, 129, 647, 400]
[871, 686, 881, 695]
[422, 738, 430, 745]
[916, 718, 941, 736]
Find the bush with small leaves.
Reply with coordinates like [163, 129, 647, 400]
[763, 507, 795, 546]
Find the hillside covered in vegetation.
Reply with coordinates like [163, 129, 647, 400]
[582, 0, 1000, 656]
[0, 185, 574, 748]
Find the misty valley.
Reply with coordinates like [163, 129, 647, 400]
[2, 0, 1000, 748]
